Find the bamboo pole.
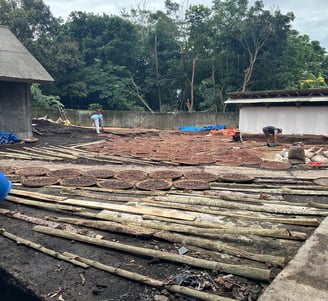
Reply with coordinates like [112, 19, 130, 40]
[0, 228, 88, 268]
[6, 148, 62, 161]
[60, 198, 197, 221]
[50, 212, 306, 241]
[60, 188, 150, 202]
[24, 146, 78, 159]
[0, 209, 103, 239]
[47, 216, 155, 237]
[63, 252, 236, 301]
[210, 183, 328, 196]
[33, 225, 272, 281]
[127, 215, 307, 241]
[0, 150, 33, 160]
[154, 195, 328, 216]
[2, 228, 232, 300]
[10, 188, 67, 202]
[6, 195, 85, 212]
[7, 190, 319, 227]
[152, 231, 286, 267]
[5, 195, 287, 266]
[34, 223, 285, 267]
[71, 186, 166, 196]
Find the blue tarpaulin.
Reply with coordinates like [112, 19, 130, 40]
[0, 132, 19, 144]
[178, 124, 225, 132]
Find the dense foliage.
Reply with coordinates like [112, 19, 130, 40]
[1, 0, 327, 111]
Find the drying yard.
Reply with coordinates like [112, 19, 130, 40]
[0, 120, 327, 301]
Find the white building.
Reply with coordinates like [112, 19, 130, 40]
[224, 88, 328, 135]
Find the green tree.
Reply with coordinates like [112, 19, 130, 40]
[0, 0, 54, 40]
[283, 30, 328, 89]
[30, 84, 62, 108]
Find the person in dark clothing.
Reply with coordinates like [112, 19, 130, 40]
[262, 126, 282, 146]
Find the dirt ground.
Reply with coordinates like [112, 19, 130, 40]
[0, 120, 327, 301]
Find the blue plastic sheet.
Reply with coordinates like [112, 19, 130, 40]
[0, 132, 19, 144]
[178, 124, 225, 132]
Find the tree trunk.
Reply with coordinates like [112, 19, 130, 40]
[190, 54, 199, 111]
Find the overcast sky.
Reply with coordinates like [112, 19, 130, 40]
[43, 0, 328, 49]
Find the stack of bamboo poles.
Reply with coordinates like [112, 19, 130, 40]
[0, 144, 177, 165]
[3, 185, 327, 280]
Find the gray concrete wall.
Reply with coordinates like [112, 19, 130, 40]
[32, 109, 239, 130]
[0, 81, 32, 139]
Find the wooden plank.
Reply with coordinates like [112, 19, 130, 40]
[60, 198, 196, 221]
[10, 189, 67, 202]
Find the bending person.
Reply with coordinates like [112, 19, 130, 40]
[262, 126, 282, 146]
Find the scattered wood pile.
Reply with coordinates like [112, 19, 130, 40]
[1, 129, 328, 300]
[1, 166, 327, 300]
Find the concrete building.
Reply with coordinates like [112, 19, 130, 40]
[225, 88, 328, 135]
[0, 25, 53, 139]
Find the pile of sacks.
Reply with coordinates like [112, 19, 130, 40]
[276, 142, 328, 165]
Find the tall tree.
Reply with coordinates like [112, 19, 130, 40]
[212, 0, 293, 92]
[185, 5, 212, 111]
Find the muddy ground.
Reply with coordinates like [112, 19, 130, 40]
[0, 120, 327, 301]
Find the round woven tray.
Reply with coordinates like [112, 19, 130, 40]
[183, 171, 218, 182]
[114, 170, 148, 181]
[21, 176, 59, 187]
[135, 179, 172, 191]
[15, 167, 49, 177]
[97, 179, 134, 190]
[173, 179, 210, 190]
[60, 176, 97, 187]
[219, 173, 254, 183]
[47, 168, 82, 178]
[149, 170, 182, 180]
[83, 169, 115, 179]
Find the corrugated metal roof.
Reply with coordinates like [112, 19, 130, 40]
[228, 88, 328, 99]
[225, 96, 328, 104]
[0, 26, 54, 83]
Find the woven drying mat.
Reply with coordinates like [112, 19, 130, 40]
[60, 176, 97, 187]
[173, 179, 210, 190]
[15, 167, 49, 176]
[83, 169, 115, 179]
[261, 160, 291, 170]
[114, 170, 148, 181]
[183, 171, 218, 182]
[313, 177, 328, 186]
[97, 179, 134, 190]
[219, 173, 254, 183]
[21, 176, 59, 187]
[149, 170, 182, 180]
[47, 168, 82, 178]
[0, 166, 17, 175]
[135, 179, 172, 191]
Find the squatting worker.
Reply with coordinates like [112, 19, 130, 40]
[262, 126, 282, 146]
[91, 111, 104, 134]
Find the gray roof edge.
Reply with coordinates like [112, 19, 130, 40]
[0, 27, 54, 82]
[225, 96, 328, 104]
[0, 76, 54, 84]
